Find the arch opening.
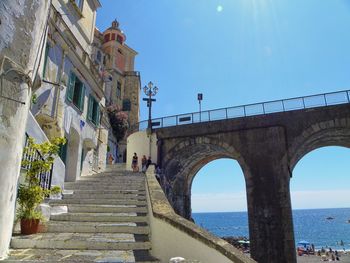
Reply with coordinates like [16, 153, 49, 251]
[290, 146, 350, 251]
[190, 158, 249, 240]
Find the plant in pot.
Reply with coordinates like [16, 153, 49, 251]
[18, 137, 65, 235]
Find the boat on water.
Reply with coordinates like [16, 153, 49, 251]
[326, 216, 335, 220]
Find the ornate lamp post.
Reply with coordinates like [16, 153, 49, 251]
[143, 81, 158, 130]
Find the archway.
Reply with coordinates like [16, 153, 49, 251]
[191, 158, 248, 239]
[290, 146, 350, 252]
[65, 127, 81, 182]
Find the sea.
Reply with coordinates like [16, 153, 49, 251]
[193, 207, 350, 251]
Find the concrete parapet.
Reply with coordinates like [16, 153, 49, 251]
[145, 166, 256, 263]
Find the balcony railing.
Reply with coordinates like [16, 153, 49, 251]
[131, 89, 350, 133]
[21, 134, 53, 191]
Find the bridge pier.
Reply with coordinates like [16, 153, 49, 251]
[242, 127, 296, 263]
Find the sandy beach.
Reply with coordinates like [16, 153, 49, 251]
[297, 252, 350, 263]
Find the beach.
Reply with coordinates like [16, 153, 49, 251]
[297, 252, 350, 263]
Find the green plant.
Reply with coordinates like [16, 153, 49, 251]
[107, 105, 129, 142]
[17, 137, 65, 220]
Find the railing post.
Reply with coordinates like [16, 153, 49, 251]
[262, 103, 266, 114]
[347, 91, 350, 103]
[208, 111, 211, 121]
[302, 97, 306, 108]
[323, 94, 327, 106]
[243, 106, 246, 117]
[191, 113, 194, 123]
[161, 117, 164, 128]
[225, 108, 228, 119]
[282, 100, 286, 111]
[176, 116, 178, 126]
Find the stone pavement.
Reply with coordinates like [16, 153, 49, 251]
[3, 165, 159, 262]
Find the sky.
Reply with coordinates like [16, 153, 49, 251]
[96, 0, 350, 212]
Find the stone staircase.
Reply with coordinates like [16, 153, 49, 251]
[4, 165, 159, 263]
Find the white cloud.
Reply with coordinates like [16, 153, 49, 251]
[192, 192, 247, 212]
[217, 5, 223, 12]
[291, 190, 350, 210]
[192, 190, 350, 213]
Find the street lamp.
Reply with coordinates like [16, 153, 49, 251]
[143, 81, 158, 130]
[198, 93, 203, 122]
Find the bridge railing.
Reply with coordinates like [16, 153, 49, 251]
[131, 89, 350, 133]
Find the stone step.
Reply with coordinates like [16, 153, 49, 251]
[64, 204, 147, 213]
[47, 221, 149, 234]
[50, 198, 147, 206]
[3, 249, 160, 263]
[63, 189, 146, 195]
[3, 249, 136, 263]
[50, 212, 148, 223]
[11, 233, 151, 251]
[62, 193, 147, 200]
[78, 174, 144, 179]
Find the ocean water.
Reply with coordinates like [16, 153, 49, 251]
[193, 208, 350, 251]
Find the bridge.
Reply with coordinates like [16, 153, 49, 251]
[133, 90, 350, 263]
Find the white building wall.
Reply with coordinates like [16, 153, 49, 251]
[26, 112, 65, 189]
[126, 131, 158, 171]
[0, 0, 50, 258]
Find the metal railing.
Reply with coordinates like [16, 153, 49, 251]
[21, 134, 53, 191]
[130, 89, 350, 133]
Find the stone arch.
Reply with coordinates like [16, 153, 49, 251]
[289, 118, 350, 171]
[162, 136, 249, 219]
[65, 127, 81, 182]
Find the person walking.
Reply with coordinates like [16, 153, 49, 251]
[141, 155, 147, 173]
[132, 153, 139, 172]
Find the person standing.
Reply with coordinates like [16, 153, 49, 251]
[132, 153, 139, 172]
[141, 155, 147, 173]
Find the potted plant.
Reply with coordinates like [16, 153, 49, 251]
[18, 137, 65, 234]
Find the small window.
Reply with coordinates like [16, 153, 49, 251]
[118, 49, 123, 54]
[74, 0, 83, 9]
[66, 72, 85, 111]
[117, 35, 123, 44]
[116, 81, 121, 98]
[111, 33, 116, 41]
[122, 99, 131, 111]
[104, 33, 110, 43]
[96, 51, 102, 63]
[88, 95, 100, 126]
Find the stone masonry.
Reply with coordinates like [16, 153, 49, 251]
[156, 103, 350, 263]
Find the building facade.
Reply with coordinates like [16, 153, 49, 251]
[95, 20, 141, 164]
[31, 0, 109, 182]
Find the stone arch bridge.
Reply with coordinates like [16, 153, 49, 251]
[138, 90, 350, 263]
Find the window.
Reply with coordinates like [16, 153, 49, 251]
[116, 81, 121, 98]
[42, 44, 50, 79]
[66, 72, 85, 111]
[122, 99, 131, 111]
[88, 95, 100, 126]
[74, 0, 83, 9]
[111, 33, 116, 41]
[58, 137, 68, 164]
[117, 35, 123, 44]
[96, 51, 102, 63]
[104, 33, 110, 43]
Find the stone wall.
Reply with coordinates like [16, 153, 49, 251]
[0, 0, 50, 258]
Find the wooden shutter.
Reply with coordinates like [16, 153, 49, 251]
[96, 105, 100, 126]
[79, 84, 85, 111]
[67, 72, 75, 102]
[87, 95, 93, 121]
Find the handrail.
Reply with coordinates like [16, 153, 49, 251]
[21, 134, 53, 191]
[130, 89, 350, 133]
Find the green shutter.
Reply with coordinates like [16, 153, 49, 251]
[79, 84, 85, 111]
[42, 44, 50, 78]
[87, 95, 93, 121]
[67, 72, 75, 102]
[59, 138, 68, 164]
[96, 105, 100, 126]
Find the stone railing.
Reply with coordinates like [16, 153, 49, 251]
[145, 166, 256, 263]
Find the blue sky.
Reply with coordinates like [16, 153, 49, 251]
[97, 0, 350, 212]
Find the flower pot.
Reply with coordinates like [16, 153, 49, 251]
[20, 219, 40, 235]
